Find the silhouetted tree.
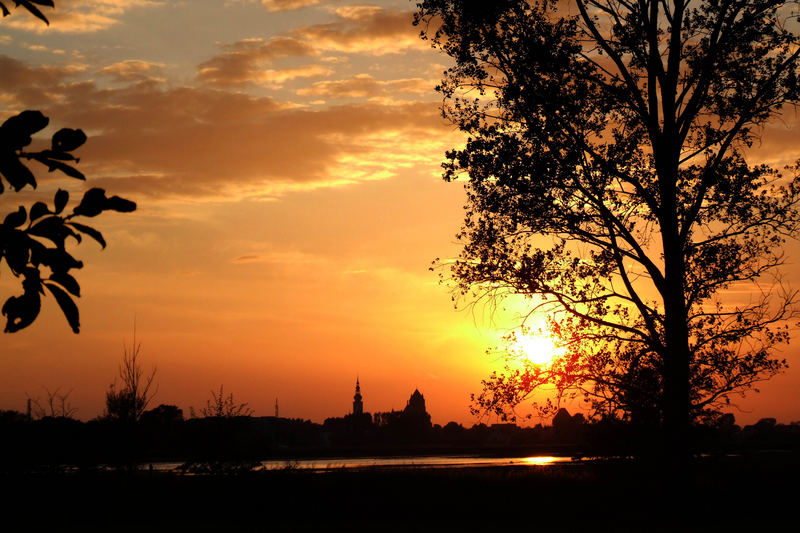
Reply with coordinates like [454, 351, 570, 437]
[416, 0, 800, 456]
[140, 404, 184, 426]
[105, 332, 157, 423]
[1, 1, 136, 334]
[193, 385, 254, 418]
[27, 386, 77, 419]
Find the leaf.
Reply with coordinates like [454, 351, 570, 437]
[3, 206, 27, 228]
[2, 268, 42, 333]
[51, 128, 87, 152]
[0, 153, 37, 191]
[105, 195, 137, 213]
[35, 157, 85, 180]
[69, 221, 106, 248]
[49, 272, 80, 297]
[29, 201, 49, 221]
[44, 282, 80, 334]
[0, 110, 48, 149]
[37, 149, 76, 161]
[26, 239, 47, 267]
[2, 230, 30, 273]
[17, 0, 49, 25]
[28, 216, 65, 244]
[54, 188, 68, 214]
[31, 247, 83, 274]
[72, 188, 106, 217]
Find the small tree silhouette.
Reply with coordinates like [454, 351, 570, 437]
[27, 386, 77, 419]
[194, 385, 254, 418]
[105, 332, 157, 423]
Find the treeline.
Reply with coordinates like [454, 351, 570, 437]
[2, 405, 799, 473]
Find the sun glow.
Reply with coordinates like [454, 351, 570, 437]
[512, 332, 562, 366]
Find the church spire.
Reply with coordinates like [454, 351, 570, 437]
[353, 376, 363, 415]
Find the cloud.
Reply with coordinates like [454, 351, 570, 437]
[233, 254, 261, 263]
[97, 60, 165, 83]
[748, 114, 800, 169]
[202, 63, 332, 88]
[297, 74, 432, 99]
[261, 0, 322, 11]
[294, 6, 424, 55]
[0, 55, 86, 106]
[197, 7, 427, 88]
[5, 0, 161, 33]
[0, 56, 453, 200]
[231, 250, 323, 265]
[196, 37, 320, 88]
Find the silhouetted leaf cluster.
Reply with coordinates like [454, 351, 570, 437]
[1, 3, 137, 334]
[0, 111, 135, 333]
[0, 1, 53, 24]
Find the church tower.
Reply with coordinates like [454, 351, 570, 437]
[352, 378, 363, 415]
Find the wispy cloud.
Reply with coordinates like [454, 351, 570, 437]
[294, 6, 424, 55]
[298, 74, 432, 99]
[97, 60, 165, 83]
[198, 5, 426, 88]
[5, 0, 162, 33]
[196, 37, 319, 88]
[261, 0, 323, 12]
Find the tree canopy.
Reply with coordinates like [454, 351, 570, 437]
[415, 0, 800, 448]
[1, 2, 136, 333]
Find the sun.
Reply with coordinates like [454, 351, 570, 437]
[512, 332, 561, 366]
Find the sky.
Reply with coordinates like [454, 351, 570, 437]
[0, 0, 799, 426]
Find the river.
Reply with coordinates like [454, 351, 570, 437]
[146, 455, 576, 472]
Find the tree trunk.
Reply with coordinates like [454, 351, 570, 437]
[662, 289, 691, 464]
[660, 168, 692, 465]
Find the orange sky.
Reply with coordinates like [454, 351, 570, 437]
[1, 0, 799, 426]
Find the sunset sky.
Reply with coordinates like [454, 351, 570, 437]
[1, 0, 798, 426]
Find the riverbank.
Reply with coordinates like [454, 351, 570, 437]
[4, 452, 798, 531]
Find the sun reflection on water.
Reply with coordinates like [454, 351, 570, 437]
[522, 456, 560, 466]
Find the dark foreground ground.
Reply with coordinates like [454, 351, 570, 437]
[3, 452, 798, 532]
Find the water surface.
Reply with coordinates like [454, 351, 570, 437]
[150, 455, 576, 472]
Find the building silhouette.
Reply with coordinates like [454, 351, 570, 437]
[322, 379, 432, 443]
[373, 388, 432, 438]
[353, 378, 363, 415]
[404, 389, 426, 415]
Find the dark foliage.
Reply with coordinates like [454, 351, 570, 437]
[0, 3, 136, 334]
[415, 0, 800, 453]
[0, 1, 53, 25]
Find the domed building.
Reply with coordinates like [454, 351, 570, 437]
[372, 388, 432, 438]
[404, 389, 426, 416]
